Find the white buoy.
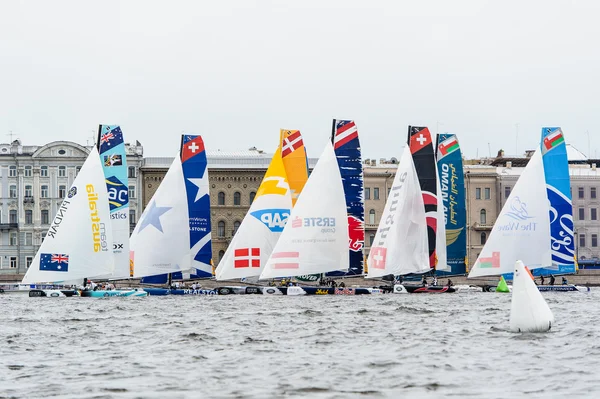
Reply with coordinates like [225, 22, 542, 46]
[510, 260, 555, 332]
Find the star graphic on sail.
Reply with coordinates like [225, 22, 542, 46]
[138, 201, 172, 233]
[187, 178, 207, 202]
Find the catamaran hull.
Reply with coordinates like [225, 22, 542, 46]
[28, 289, 79, 298]
[143, 288, 219, 296]
[394, 284, 456, 294]
[80, 289, 148, 297]
[537, 285, 590, 292]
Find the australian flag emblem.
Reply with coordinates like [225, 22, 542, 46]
[39, 253, 69, 272]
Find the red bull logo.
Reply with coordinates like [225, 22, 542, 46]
[347, 216, 364, 252]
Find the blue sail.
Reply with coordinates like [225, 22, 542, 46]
[326, 119, 364, 276]
[435, 134, 467, 276]
[534, 127, 575, 276]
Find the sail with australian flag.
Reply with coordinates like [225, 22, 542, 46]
[534, 127, 575, 276]
[435, 133, 467, 275]
[327, 119, 364, 276]
[96, 125, 130, 279]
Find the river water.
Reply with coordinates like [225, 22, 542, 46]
[1, 291, 599, 398]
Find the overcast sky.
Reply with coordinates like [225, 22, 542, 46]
[1, 0, 599, 159]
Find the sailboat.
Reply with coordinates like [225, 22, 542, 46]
[259, 140, 370, 295]
[214, 147, 293, 283]
[326, 119, 365, 277]
[130, 135, 216, 296]
[23, 147, 145, 297]
[435, 133, 467, 275]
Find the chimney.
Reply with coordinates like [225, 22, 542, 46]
[506, 161, 512, 169]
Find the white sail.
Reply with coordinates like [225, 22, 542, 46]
[367, 146, 429, 278]
[22, 147, 114, 284]
[130, 156, 191, 278]
[468, 149, 551, 277]
[510, 260, 554, 332]
[435, 162, 449, 271]
[216, 148, 292, 280]
[260, 141, 349, 279]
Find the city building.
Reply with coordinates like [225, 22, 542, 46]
[0, 139, 144, 276]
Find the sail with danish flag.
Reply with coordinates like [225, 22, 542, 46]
[366, 145, 430, 278]
[215, 147, 293, 281]
[130, 135, 212, 281]
[279, 129, 309, 206]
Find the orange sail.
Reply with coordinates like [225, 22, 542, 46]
[279, 129, 309, 206]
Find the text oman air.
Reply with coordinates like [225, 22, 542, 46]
[87, 184, 109, 252]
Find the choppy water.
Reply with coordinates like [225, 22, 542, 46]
[1, 291, 600, 399]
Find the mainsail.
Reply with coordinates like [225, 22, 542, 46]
[280, 129, 308, 206]
[366, 146, 429, 278]
[215, 148, 292, 280]
[537, 127, 575, 276]
[468, 149, 552, 277]
[22, 147, 114, 284]
[260, 141, 349, 279]
[97, 125, 130, 279]
[131, 135, 212, 280]
[327, 119, 364, 276]
[435, 133, 467, 275]
[408, 126, 439, 269]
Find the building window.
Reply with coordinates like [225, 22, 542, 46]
[26, 256, 33, 268]
[10, 232, 17, 246]
[233, 221, 241, 235]
[484, 187, 491, 200]
[9, 184, 17, 198]
[249, 191, 256, 204]
[58, 166, 66, 177]
[9, 210, 17, 224]
[40, 165, 48, 177]
[128, 166, 136, 178]
[365, 187, 371, 200]
[580, 234, 586, 248]
[475, 188, 481, 200]
[592, 187, 597, 199]
[59, 185, 66, 198]
[129, 210, 136, 224]
[41, 210, 49, 225]
[9, 256, 17, 268]
[593, 234, 598, 248]
[218, 192, 225, 205]
[42, 232, 47, 242]
[218, 221, 226, 237]
[504, 186, 511, 199]
[374, 187, 380, 200]
[218, 250, 225, 261]
[129, 185, 136, 199]
[369, 234, 375, 246]
[480, 209, 487, 224]
[25, 232, 32, 246]
[579, 207, 585, 221]
[369, 209, 375, 224]
[25, 184, 32, 197]
[41, 185, 48, 198]
[25, 210, 32, 225]
[592, 208, 598, 221]
[480, 232, 487, 245]
[233, 192, 241, 206]
[24, 165, 32, 177]
[578, 187, 584, 199]
[9, 165, 16, 177]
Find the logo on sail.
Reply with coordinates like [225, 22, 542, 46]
[87, 184, 108, 253]
[47, 200, 71, 239]
[104, 154, 123, 167]
[68, 187, 77, 198]
[505, 197, 533, 221]
[347, 215, 364, 252]
[106, 176, 128, 211]
[250, 209, 289, 232]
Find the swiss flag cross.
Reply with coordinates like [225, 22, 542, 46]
[234, 248, 261, 268]
[370, 247, 387, 269]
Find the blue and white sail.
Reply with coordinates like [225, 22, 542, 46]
[97, 125, 130, 279]
[536, 127, 575, 276]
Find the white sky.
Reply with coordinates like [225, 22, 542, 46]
[1, 0, 599, 159]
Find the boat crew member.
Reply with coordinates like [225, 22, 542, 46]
[432, 276, 438, 286]
[562, 277, 568, 285]
[422, 276, 428, 286]
[540, 275, 545, 285]
[549, 275, 555, 285]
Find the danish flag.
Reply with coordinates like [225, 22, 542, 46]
[370, 247, 387, 269]
[234, 248, 261, 268]
[281, 131, 304, 157]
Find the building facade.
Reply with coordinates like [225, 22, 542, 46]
[0, 139, 144, 276]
